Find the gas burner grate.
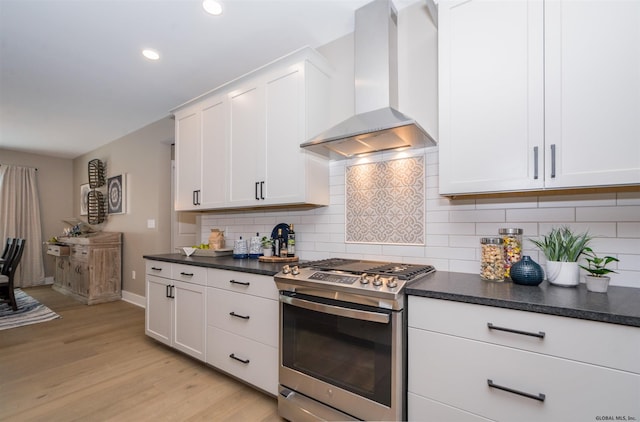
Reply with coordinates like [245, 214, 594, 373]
[366, 263, 436, 280]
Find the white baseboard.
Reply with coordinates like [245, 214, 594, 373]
[122, 290, 145, 308]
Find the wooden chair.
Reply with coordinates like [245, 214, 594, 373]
[0, 237, 15, 271]
[0, 238, 26, 311]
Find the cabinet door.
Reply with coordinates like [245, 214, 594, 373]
[175, 108, 202, 210]
[229, 84, 266, 205]
[89, 246, 121, 297]
[200, 96, 228, 207]
[264, 66, 304, 204]
[173, 280, 206, 361]
[69, 259, 89, 296]
[544, 0, 640, 188]
[145, 275, 172, 346]
[438, 0, 544, 195]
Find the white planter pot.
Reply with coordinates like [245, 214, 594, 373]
[585, 275, 610, 293]
[545, 261, 580, 287]
[263, 248, 273, 257]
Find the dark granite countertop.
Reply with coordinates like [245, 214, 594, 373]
[143, 253, 289, 277]
[406, 271, 640, 328]
[143, 254, 640, 328]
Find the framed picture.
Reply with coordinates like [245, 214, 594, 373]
[107, 174, 126, 214]
[80, 183, 90, 216]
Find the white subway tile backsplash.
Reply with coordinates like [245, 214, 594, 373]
[577, 206, 640, 222]
[539, 193, 616, 208]
[619, 222, 640, 238]
[450, 209, 505, 223]
[507, 207, 575, 222]
[617, 191, 640, 205]
[198, 152, 640, 288]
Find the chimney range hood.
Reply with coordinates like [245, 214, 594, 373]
[301, 0, 437, 159]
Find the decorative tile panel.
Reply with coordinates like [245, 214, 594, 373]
[345, 156, 425, 245]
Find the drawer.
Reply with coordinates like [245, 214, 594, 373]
[408, 296, 640, 373]
[46, 244, 70, 256]
[70, 245, 89, 261]
[145, 260, 171, 277]
[207, 268, 278, 300]
[408, 392, 492, 422]
[206, 325, 278, 396]
[172, 263, 207, 286]
[408, 328, 640, 422]
[207, 287, 278, 347]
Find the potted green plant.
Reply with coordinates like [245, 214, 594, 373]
[261, 236, 273, 257]
[579, 247, 619, 293]
[530, 226, 592, 287]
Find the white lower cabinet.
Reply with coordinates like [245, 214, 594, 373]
[408, 296, 640, 421]
[145, 262, 207, 362]
[205, 268, 279, 395]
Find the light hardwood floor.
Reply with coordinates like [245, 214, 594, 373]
[0, 286, 282, 422]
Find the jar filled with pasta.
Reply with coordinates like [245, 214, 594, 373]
[499, 228, 523, 278]
[480, 237, 505, 281]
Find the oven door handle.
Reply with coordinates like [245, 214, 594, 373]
[281, 295, 390, 324]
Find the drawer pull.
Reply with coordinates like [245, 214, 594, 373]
[151, 267, 163, 271]
[229, 353, 250, 364]
[180, 272, 194, 277]
[229, 279, 250, 286]
[229, 311, 250, 320]
[487, 379, 546, 402]
[487, 323, 545, 339]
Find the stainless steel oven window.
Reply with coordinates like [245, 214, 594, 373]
[281, 294, 393, 406]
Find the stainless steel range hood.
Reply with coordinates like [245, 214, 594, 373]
[301, 0, 437, 159]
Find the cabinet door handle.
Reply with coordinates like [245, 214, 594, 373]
[193, 190, 197, 205]
[487, 322, 545, 339]
[260, 181, 265, 200]
[487, 379, 546, 402]
[550, 144, 556, 178]
[166, 284, 171, 298]
[151, 267, 163, 271]
[229, 311, 250, 320]
[255, 182, 260, 200]
[533, 146, 539, 180]
[170, 285, 175, 298]
[229, 279, 250, 286]
[180, 272, 194, 277]
[229, 353, 250, 364]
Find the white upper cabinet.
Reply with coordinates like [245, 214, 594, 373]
[544, 0, 640, 188]
[175, 107, 202, 210]
[173, 47, 331, 211]
[439, 0, 640, 195]
[174, 94, 228, 211]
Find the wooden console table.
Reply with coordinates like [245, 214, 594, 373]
[49, 232, 122, 304]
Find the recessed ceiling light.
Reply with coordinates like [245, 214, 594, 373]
[142, 49, 160, 61]
[202, 0, 223, 16]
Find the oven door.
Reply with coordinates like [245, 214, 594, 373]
[279, 291, 404, 421]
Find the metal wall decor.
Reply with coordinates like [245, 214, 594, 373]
[88, 158, 106, 189]
[86, 159, 107, 224]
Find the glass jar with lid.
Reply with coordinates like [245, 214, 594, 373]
[480, 237, 505, 281]
[499, 228, 523, 278]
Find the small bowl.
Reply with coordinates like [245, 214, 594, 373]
[182, 247, 196, 257]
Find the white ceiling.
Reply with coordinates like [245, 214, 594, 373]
[0, 0, 420, 159]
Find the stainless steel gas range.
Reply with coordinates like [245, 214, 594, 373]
[274, 258, 435, 421]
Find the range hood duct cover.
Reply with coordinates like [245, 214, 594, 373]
[301, 0, 436, 159]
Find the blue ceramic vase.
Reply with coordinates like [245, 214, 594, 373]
[510, 255, 544, 286]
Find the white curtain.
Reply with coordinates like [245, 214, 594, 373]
[0, 165, 45, 287]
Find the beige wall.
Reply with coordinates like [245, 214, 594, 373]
[73, 117, 174, 297]
[1, 149, 74, 279]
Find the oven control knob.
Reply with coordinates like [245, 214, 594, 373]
[282, 265, 291, 274]
[372, 274, 383, 286]
[386, 276, 398, 288]
[360, 273, 369, 284]
[291, 266, 300, 276]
